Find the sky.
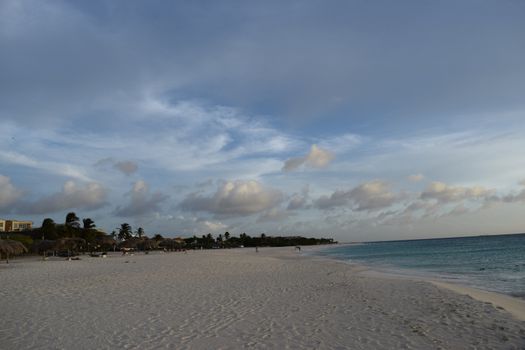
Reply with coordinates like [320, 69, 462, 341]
[1, 0, 525, 242]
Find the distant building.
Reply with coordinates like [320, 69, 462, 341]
[0, 219, 33, 232]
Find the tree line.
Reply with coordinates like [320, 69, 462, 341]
[181, 232, 336, 249]
[2, 212, 336, 252]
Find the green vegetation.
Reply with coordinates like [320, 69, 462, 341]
[2, 212, 336, 257]
[184, 232, 335, 249]
[117, 223, 133, 241]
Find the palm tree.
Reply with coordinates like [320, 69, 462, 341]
[82, 218, 96, 229]
[65, 212, 80, 238]
[136, 227, 144, 238]
[240, 232, 248, 245]
[153, 233, 164, 241]
[224, 232, 230, 240]
[41, 218, 57, 240]
[118, 223, 133, 241]
[65, 212, 80, 228]
[206, 233, 214, 248]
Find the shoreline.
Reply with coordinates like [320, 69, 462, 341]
[307, 244, 525, 322]
[430, 281, 525, 322]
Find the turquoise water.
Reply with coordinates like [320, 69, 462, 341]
[317, 234, 525, 298]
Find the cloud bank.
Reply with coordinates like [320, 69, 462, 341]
[0, 175, 23, 210]
[114, 180, 168, 217]
[19, 181, 108, 214]
[180, 180, 283, 217]
[316, 181, 401, 211]
[421, 182, 493, 203]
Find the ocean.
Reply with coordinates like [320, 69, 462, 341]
[316, 233, 525, 298]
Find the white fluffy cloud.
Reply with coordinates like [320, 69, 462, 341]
[180, 180, 283, 217]
[316, 181, 401, 211]
[350, 181, 401, 211]
[201, 220, 229, 232]
[283, 144, 334, 172]
[19, 180, 107, 214]
[114, 180, 168, 217]
[0, 175, 23, 210]
[420, 182, 493, 203]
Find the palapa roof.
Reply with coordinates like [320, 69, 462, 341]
[0, 239, 28, 255]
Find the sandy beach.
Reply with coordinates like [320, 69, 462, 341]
[1, 247, 524, 349]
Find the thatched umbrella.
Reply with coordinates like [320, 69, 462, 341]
[34, 240, 57, 256]
[54, 237, 86, 256]
[119, 238, 140, 250]
[138, 237, 160, 251]
[158, 238, 172, 250]
[174, 237, 186, 246]
[96, 235, 117, 251]
[0, 239, 28, 263]
[159, 238, 185, 251]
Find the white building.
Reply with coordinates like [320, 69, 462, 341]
[0, 219, 33, 232]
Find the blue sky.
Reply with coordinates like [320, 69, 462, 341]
[1, 0, 524, 241]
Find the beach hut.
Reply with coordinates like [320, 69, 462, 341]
[0, 239, 28, 263]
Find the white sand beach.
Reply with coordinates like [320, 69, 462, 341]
[1, 247, 524, 349]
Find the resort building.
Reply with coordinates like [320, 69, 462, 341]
[0, 219, 33, 232]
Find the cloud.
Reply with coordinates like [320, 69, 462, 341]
[200, 220, 229, 233]
[349, 181, 402, 211]
[18, 181, 107, 214]
[408, 174, 424, 182]
[257, 208, 293, 223]
[315, 181, 401, 211]
[315, 190, 350, 210]
[0, 150, 92, 182]
[282, 157, 306, 172]
[114, 180, 168, 217]
[180, 180, 283, 217]
[319, 133, 362, 154]
[492, 180, 525, 204]
[283, 144, 334, 172]
[420, 182, 493, 203]
[0, 175, 23, 210]
[287, 185, 310, 210]
[94, 158, 138, 175]
[114, 161, 138, 176]
[445, 204, 470, 217]
[307, 144, 335, 168]
[2, 0, 524, 128]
